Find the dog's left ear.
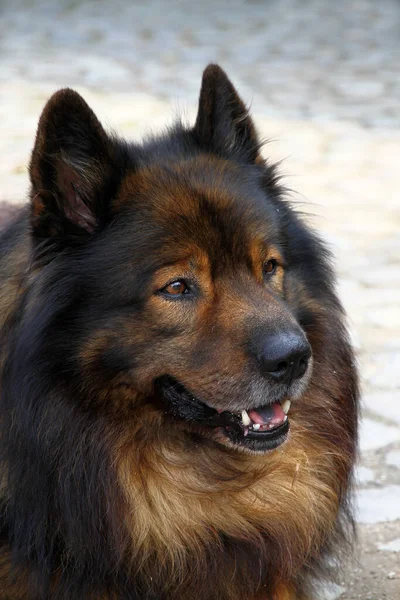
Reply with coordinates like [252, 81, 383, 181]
[194, 64, 261, 163]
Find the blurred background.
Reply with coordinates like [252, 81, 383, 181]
[1, 1, 399, 598]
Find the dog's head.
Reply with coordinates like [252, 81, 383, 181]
[27, 65, 334, 454]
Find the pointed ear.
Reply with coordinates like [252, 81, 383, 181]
[29, 89, 118, 247]
[193, 64, 261, 163]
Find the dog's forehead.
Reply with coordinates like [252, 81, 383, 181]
[119, 158, 281, 255]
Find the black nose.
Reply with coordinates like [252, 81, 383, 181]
[257, 331, 311, 384]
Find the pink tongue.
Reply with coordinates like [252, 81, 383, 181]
[248, 403, 286, 426]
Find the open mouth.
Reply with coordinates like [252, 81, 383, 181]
[155, 376, 291, 453]
[216, 402, 290, 452]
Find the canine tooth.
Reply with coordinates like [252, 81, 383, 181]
[241, 410, 251, 426]
[281, 400, 291, 415]
[253, 423, 261, 431]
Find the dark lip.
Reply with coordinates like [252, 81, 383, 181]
[155, 375, 290, 452]
[223, 419, 289, 452]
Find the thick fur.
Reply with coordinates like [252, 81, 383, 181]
[0, 65, 358, 599]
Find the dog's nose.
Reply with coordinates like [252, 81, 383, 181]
[257, 331, 311, 384]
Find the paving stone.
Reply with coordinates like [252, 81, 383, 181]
[357, 267, 400, 288]
[386, 451, 400, 469]
[335, 78, 385, 100]
[378, 539, 400, 553]
[357, 486, 400, 524]
[365, 353, 400, 390]
[355, 466, 375, 485]
[363, 392, 400, 426]
[367, 305, 400, 329]
[359, 418, 400, 452]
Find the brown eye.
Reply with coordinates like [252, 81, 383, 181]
[162, 280, 190, 296]
[263, 259, 278, 277]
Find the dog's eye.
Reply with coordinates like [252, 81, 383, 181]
[263, 259, 278, 277]
[162, 280, 190, 296]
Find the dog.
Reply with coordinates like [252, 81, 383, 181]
[0, 65, 358, 599]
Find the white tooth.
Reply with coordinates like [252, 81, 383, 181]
[281, 400, 291, 415]
[253, 423, 261, 431]
[241, 410, 251, 426]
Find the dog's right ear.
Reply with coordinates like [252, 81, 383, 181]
[29, 89, 119, 248]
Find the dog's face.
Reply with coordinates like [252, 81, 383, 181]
[85, 161, 313, 454]
[28, 66, 320, 454]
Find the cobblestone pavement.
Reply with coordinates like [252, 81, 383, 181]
[1, 1, 399, 598]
